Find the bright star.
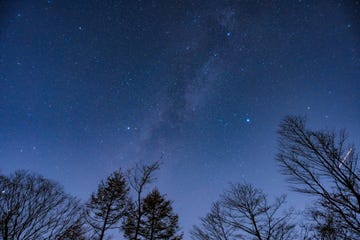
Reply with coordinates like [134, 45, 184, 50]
[245, 118, 251, 123]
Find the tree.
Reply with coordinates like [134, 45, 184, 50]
[191, 183, 295, 240]
[58, 219, 88, 240]
[123, 161, 160, 240]
[141, 189, 182, 240]
[0, 170, 82, 240]
[309, 208, 351, 240]
[85, 169, 129, 240]
[125, 188, 182, 240]
[276, 116, 360, 238]
[191, 202, 234, 240]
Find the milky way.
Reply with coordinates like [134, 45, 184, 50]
[1, 1, 359, 237]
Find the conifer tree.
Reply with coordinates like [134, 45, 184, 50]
[123, 162, 160, 240]
[124, 188, 182, 240]
[85, 170, 129, 240]
[141, 189, 182, 240]
[58, 220, 88, 240]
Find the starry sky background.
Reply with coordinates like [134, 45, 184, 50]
[1, 0, 360, 237]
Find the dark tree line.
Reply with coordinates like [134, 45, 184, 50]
[191, 183, 296, 240]
[84, 161, 182, 240]
[1, 116, 358, 240]
[0, 171, 82, 240]
[192, 116, 359, 240]
[0, 162, 182, 240]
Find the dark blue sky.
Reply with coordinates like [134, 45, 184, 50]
[1, 0, 359, 237]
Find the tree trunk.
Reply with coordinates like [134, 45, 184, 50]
[99, 205, 111, 240]
[134, 191, 141, 240]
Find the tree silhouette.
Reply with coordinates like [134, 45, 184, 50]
[125, 189, 182, 240]
[276, 116, 360, 238]
[0, 171, 82, 240]
[58, 219, 88, 240]
[309, 208, 351, 240]
[191, 202, 234, 240]
[123, 161, 160, 240]
[192, 183, 295, 240]
[85, 169, 129, 240]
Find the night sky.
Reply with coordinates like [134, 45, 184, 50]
[1, 0, 360, 237]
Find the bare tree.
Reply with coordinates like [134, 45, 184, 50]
[191, 202, 234, 240]
[123, 161, 160, 240]
[308, 208, 352, 240]
[192, 183, 295, 240]
[276, 116, 360, 238]
[0, 170, 82, 240]
[85, 169, 129, 240]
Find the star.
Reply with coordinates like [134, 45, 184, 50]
[1, 1, 358, 238]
